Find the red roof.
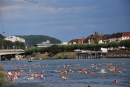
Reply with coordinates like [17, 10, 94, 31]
[68, 37, 84, 44]
[123, 32, 130, 37]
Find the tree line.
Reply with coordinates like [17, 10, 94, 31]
[0, 38, 26, 49]
[25, 39, 130, 57]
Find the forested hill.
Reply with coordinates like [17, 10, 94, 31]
[0, 34, 4, 39]
[17, 35, 62, 47]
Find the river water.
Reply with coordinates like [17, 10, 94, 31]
[0, 58, 130, 87]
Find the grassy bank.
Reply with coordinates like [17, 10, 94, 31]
[34, 50, 130, 59]
[106, 50, 130, 58]
[35, 52, 76, 59]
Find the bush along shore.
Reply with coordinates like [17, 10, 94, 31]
[0, 64, 10, 87]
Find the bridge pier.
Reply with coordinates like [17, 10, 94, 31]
[0, 55, 1, 61]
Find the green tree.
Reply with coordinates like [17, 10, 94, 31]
[94, 31, 100, 44]
[108, 41, 119, 50]
[31, 52, 36, 57]
[48, 45, 60, 55]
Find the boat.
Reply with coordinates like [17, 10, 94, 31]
[28, 57, 35, 62]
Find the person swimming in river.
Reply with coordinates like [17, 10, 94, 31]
[7, 70, 13, 81]
[25, 73, 29, 80]
[13, 70, 18, 80]
[62, 76, 70, 81]
[40, 73, 45, 79]
[88, 84, 91, 87]
[31, 72, 35, 78]
[35, 72, 38, 78]
[17, 69, 21, 77]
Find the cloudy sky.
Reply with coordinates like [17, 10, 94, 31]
[0, 0, 130, 42]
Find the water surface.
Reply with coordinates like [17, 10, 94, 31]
[1, 58, 130, 87]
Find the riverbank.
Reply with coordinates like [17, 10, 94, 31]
[35, 52, 76, 59]
[106, 50, 130, 58]
[34, 50, 130, 59]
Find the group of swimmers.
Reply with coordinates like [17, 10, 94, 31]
[4, 62, 130, 84]
[7, 69, 45, 81]
[25, 72, 45, 80]
[7, 69, 20, 81]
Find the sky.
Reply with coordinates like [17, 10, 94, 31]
[0, 0, 130, 42]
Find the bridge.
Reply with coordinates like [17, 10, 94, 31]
[0, 49, 25, 61]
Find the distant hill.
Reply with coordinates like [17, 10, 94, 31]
[17, 35, 62, 47]
[0, 34, 4, 39]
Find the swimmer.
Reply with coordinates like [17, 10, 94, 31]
[88, 84, 91, 87]
[101, 73, 105, 76]
[113, 79, 118, 83]
[17, 69, 21, 77]
[31, 72, 35, 78]
[35, 73, 38, 78]
[62, 76, 70, 81]
[25, 73, 29, 80]
[7, 70, 13, 81]
[13, 70, 18, 80]
[40, 73, 45, 79]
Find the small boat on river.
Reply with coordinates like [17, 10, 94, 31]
[28, 57, 35, 62]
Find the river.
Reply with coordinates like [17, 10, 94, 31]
[0, 58, 130, 87]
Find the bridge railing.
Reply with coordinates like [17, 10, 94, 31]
[0, 49, 25, 52]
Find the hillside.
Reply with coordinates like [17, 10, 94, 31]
[17, 35, 62, 47]
[0, 34, 4, 39]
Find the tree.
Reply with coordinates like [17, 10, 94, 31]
[119, 39, 130, 49]
[94, 31, 100, 44]
[108, 41, 119, 50]
[31, 52, 36, 57]
[48, 45, 60, 55]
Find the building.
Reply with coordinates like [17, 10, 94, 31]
[68, 37, 84, 45]
[83, 34, 111, 44]
[108, 32, 130, 42]
[60, 42, 68, 45]
[68, 32, 130, 45]
[34, 40, 52, 47]
[83, 35, 94, 44]
[4, 36, 25, 42]
[34, 44, 53, 47]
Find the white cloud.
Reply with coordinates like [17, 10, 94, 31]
[35, 6, 97, 14]
[0, 5, 23, 11]
[11, 0, 24, 1]
[0, 3, 97, 20]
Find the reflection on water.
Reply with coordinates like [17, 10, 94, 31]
[1, 58, 130, 87]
